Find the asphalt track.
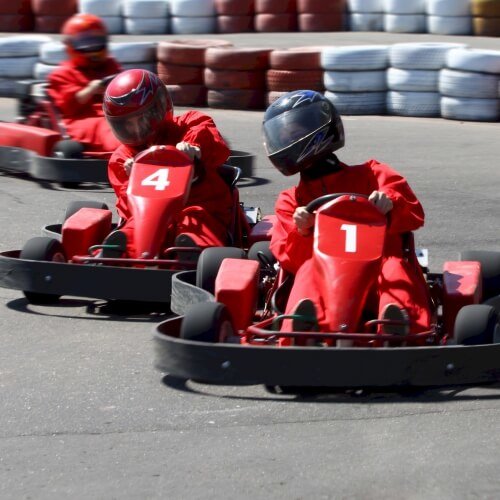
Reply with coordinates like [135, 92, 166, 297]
[0, 31, 500, 499]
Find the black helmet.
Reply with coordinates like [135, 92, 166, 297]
[262, 90, 345, 176]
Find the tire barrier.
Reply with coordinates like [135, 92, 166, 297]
[0, 35, 498, 123]
[205, 47, 272, 109]
[2, 0, 498, 36]
[157, 39, 232, 107]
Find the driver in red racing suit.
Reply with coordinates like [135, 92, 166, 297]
[263, 90, 432, 336]
[47, 13, 122, 153]
[103, 69, 233, 256]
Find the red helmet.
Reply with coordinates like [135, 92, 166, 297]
[103, 69, 174, 147]
[62, 14, 108, 67]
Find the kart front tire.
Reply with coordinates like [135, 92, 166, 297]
[20, 237, 66, 304]
[196, 246, 245, 294]
[247, 240, 276, 267]
[180, 301, 235, 343]
[453, 304, 499, 345]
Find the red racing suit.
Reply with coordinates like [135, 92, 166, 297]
[270, 158, 432, 334]
[47, 57, 122, 153]
[108, 111, 233, 255]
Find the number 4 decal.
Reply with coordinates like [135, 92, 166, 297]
[341, 223, 357, 253]
[141, 168, 170, 190]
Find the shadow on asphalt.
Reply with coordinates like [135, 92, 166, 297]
[161, 374, 500, 403]
[6, 297, 171, 322]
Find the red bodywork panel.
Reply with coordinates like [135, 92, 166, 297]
[0, 122, 61, 157]
[127, 146, 193, 259]
[314, 195, 386, 332]
[215, 258, 260, 331]
[248, 215, 276, 246]
[443, 261, 482, 335]
[62, 208, 112, 260]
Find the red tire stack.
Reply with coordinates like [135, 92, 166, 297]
[297, 0, 346, 32]
[32, 0, 77, 33]
[0, 0, 34, 32]
[254, 0, 297, 32]
[205, 47, 272, 110]
[215, 0, 255, 33]
[157, 40, 233, 107]
[266, 46, 325, 105]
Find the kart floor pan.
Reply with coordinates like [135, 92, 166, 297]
[154, 317, 500, 389]
[0, 251, 175, 303]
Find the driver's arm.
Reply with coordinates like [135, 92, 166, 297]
[75, 79, 106, 105]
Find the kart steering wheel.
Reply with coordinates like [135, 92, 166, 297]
[305, 193, 369, 213]
[100, 73, 120, 87]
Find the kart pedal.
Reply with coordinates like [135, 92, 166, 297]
[291, 299, 319, 332]
[100, 230, 127, 258]
[380, 303, 409, 335]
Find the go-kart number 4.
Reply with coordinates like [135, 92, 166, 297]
[141, 168, 171, 190]
[341, 223, 357, 253]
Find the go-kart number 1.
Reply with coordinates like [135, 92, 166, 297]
[341, 223, 357, 253]
[141, 168, 171, 190]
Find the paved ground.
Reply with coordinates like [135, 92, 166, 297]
[0, 30, 500, 500]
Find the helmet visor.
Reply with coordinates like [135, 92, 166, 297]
[107, 94, 166, 145]
[71, 34, 107, 53]
[263, 100, 331, 155]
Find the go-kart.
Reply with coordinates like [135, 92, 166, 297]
[154, 193, 500, 391]
[0, 146, 267, 306]
[0, 80, 111, 185]
[0, 79, 256, 184]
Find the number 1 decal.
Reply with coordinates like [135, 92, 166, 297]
[141, 168, 170, 190]
[341, 223, 357, 253]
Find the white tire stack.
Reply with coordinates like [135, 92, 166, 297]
[387, 42, 466, 117]
[347, 0, 384, 31]
[169, 0, 217, 34]
[123, 0, 169, 34]
[109, 41, 158, 73]
[383, 0, 426, 33]
[322, 45, 389, 115]
[35, 40, 67, 81]
[440, 47, 500, 121]
[78, 0, 124, 34]
[425, 0, 472, 35]
[0, 35, 51, 97]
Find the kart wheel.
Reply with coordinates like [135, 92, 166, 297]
[459, 250, 500, 300]
[63, 200, 109, 222]
[453, 304, 499, 345]
[196, 247, 245, 294]
[180, 301, 235, 343]
[20, 237, 66, 304]
[247, 240, 276, 268]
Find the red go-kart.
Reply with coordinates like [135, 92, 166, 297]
[0, 146, 267, 306]
[154, 193, 500, 391]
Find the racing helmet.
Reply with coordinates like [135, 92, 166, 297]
[262, 90, 345, 176]
[62, 13, 108, 67]
[103, 69, 173, 147]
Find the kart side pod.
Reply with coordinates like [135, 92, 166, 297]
[215, 258, 260, 330]
[62, 208, 112, 260]
[442, 260, 482, 334]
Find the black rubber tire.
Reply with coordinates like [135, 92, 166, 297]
[63, 200, 109, 222]
[20, 237, 66, 304]
[247, 240, 276, 267]
[453, 304, 499, 345]
[459, 250, 500, 300]
[196, 246, 245, 294]
[180, 301, 235, 343]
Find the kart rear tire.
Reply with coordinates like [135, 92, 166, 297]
[20, 237, 66, 304]
[453, 304, 499, 345]
[180, 301, 235, 343]
[459, 250, 500, 300]
[63, 200, 109, 222]
[196, 246, 245, 294]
